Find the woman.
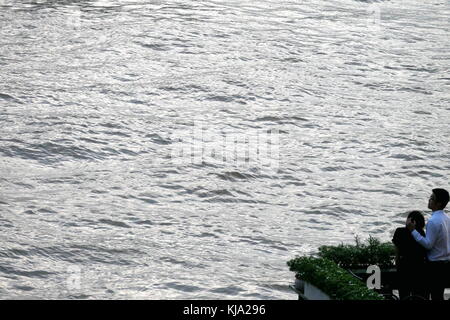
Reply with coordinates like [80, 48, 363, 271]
[392, 210, 428, 300]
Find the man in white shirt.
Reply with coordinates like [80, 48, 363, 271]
[407, 188, 450, 300]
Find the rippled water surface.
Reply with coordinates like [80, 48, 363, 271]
[1, 0, 449, 299]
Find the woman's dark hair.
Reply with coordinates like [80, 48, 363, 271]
[408, 210, 425, 234]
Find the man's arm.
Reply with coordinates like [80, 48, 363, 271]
[410, 220, 440, 250]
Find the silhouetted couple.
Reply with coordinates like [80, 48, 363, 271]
[392, 188, 450, 300]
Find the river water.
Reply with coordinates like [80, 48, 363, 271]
[0, 0, 449, 299]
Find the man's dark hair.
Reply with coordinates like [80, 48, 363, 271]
[432, 188, 449, 209]
[408, 210, 425, 231]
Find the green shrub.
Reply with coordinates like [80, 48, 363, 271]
[287, 257, 384, 300]
[317, 236, 396, 269]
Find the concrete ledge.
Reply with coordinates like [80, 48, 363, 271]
[304, 281, 331, 300]
[292, 279, 331, 300]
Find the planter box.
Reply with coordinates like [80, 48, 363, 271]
[292, 279, 331, 300]
[288, 257, 391, 300]
[304, 281, 331, 300]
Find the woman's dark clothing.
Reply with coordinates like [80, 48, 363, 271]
[392, 227, 428, 299]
